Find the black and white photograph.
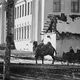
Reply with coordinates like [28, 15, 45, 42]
[0, 0, 80, 80]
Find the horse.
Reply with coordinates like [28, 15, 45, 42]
[62, 51, 76, 65]
[34, 42, 57, 64]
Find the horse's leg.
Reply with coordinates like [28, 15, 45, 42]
[36, 58, 37, 64]
[42, 56, 44, 64]
[52, 59, 54, 64]
[52, 56, 55, 64]
[35, 56, 38, 64]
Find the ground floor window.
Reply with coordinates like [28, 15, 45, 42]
[24, 26, 27, 39]
[27, 25, 29, 39]
[19, 27, 21, 40]
[14, 24, 31, 41]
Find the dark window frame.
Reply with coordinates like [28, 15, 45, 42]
[71, 0, 79, 13]
[17, 7, 19, 18]
[22, 4, 24, 17]
[28, 2, 30, 15]
[20, 5, 21, 17]
[53, 0, 61, 12]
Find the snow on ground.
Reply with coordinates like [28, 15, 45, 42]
[1, 57, 80, 66]
[0, 50, 80, 66]
[0, 57, 61, 64]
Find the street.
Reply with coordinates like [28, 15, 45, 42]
[0, 50, 80, 80]
[0, 62, 80, 80]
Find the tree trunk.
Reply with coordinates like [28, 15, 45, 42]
[3, 43, 11, 80]
[3, 0, 14, 80]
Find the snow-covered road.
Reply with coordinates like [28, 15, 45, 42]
[0, 57, 80, 66]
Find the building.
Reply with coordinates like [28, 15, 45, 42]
[0, 0, 80, 55]
[14, 0, 80, 52]
[14, 0, 57, 51]
[0, 0, 6, 44]
[14, 0, 33, 51]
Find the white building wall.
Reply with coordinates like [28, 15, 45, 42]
[2, 4, 6, 44]
[32, 0, 39, 41]
[0, 5, 2, 44]
[14, 0, 33, 51]
[0, 3, 6, 44]
[0, 0, 80, 53]
[44, 0, 53, 25]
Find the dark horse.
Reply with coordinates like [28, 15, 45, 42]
[34, 42, 57, 64]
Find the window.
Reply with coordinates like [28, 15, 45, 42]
[22, 4, 24, 17]
[26, 2, 28, 15]
[24, 26, 26, 39]
[25, 3, 26, 16]
[53, 0, 61, 12]
[22, 27, 23, 39]
[28, 2, 30, 15]
[18, 28, 19, 40]
[71, 0, 79, 13]
[27, 25, 29, 39]
[20, 5, 21, 17]
[25, 2, 27, 16]
[17, 28, 18, 40]
[19, 28, 21, 40]
[14, 8, 16, 19]
[31, 1, 32, 14]
[29, 2, 31, 14]
[17, 7, 19, 18]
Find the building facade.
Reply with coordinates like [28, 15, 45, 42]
[14, 0, 80, 52]
[0, 0, 80, 55]
[14, 0, 33, 51]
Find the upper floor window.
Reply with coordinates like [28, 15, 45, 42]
[17, 7, 19, 18]
[14, 1, 32, 18]
[22, 4, 24, 17]
[25, 2, 27, 16]
[53, 0, 61, 12]
[71, 0, 79, 13]
[20, 5, 21, 17]
[31, 1, 32, 14]
[14, 8, 16, 19]
[28, 2, 30, 15]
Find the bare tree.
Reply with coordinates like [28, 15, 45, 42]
[3, 0, 14, 80]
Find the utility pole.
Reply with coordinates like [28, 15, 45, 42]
[3, 0, 14, 80]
